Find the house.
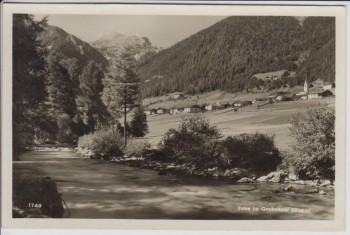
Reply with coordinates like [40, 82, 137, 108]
[234, 102, 243, 107]
[307, 93, 321, 100]
[173, 93, 185, 99]
[322, 83, 335, 91]
[184, 105, 202, 113]
[170, 108, 178, 115]
[144, 110, 152, 115]
[306, 90, 333, 100]
[170, 108, 183, 115]
[320, 90, 334, 97]
[268, 93, 278, 99]
[205, 104, 213, 111]
[276, 93, 295, 102]
[234, 101, 252, 107]
[157, 108, 170, 114]
[297, 91, 307, 96]
[301, 83, 333, 100]
[205, 104, 219, 111]
[233, 102, 241, 107]
[276, 95, 284, 101]
[252, 70, 289, 81]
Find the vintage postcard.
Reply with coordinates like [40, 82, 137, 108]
[1, 2, 346, 231]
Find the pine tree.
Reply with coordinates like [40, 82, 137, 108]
[46, 52, 75, 116]
[102, 50, 140, 146]
[76, 61, 108, 134]
[130, 106, 149, 137]
[13, 14, 48, 156]
[45, 52, 77, 142]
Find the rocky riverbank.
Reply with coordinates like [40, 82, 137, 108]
[76, 147, 334, 194]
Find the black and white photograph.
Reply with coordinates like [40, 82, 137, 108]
[1, 2, 346, 231]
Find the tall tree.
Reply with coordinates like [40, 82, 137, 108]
[130, 106, 149, 137]
[102, 50, 140, 146]
[46, 52, 76, 116]
[45, 52, 77, 142]
[76, 61, 109, 134]
[13, 14, 48, 156]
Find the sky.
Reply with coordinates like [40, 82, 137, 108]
[34, 15, 227, 48]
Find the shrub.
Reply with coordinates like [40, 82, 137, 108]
[143, 148, 178, 163]
[78, 126, 124, 159]
[124, 138, 151, 158]
[221, 132, 281, 174]
[286, 105, 335, 181]
[130, 106, 149, 137]
[159, 115, 224, 168]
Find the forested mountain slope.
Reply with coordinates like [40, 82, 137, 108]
[138, 16, 335, 97]
[40, 26, 108, 67]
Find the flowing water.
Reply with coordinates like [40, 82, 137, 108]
[13, 149, 334, 219]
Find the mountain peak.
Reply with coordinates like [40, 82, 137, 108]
[91, 31, 161, 63]
[92, 31, 147, 49]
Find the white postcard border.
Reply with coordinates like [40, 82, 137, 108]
[1, 3, 346, 231]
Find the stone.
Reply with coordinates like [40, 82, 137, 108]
[280, 184, 293, 192]
[285, 185, 293, 191]
[237, 177, 254, 183]
[266, 172, 277, 178]
[166, 165, 176, 170]
[294, 180, 306, 185]
[319, 190, 327, 195]
[305, 189, 319, 194]
[268, 172, 287, 183]
[288, 172, 298, 181]
[257, 175, 270, 182]
[320, 180, 332, 187]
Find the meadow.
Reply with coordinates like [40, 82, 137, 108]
[144, 97, 335, 150]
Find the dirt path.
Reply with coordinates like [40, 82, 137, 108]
[13, 149, 334, 219]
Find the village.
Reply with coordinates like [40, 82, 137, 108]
[143, 78, 336, 116]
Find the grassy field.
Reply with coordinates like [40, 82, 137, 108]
[143, 97, 335, 151]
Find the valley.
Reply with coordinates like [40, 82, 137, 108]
[144, 97, 335, 150]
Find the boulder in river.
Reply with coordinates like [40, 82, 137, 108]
[237, 177, 254, 183]
[320, 180, 332, 187]
[257, 175, 270, 182]
[319, 190, 327, 195]
[257, 171, 287, 183]
[288, 172, 298, 181]
[268, 171, 287, 183]
[280, 184, 293, 192]
[305, 188, 319, 194]
[293, 180, 306, 185]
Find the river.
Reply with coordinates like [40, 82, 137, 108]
[13, 148, 334, 219]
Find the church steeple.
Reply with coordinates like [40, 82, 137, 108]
[304, 73, 309, 93]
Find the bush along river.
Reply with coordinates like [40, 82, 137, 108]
[13, 147, 334, 219]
